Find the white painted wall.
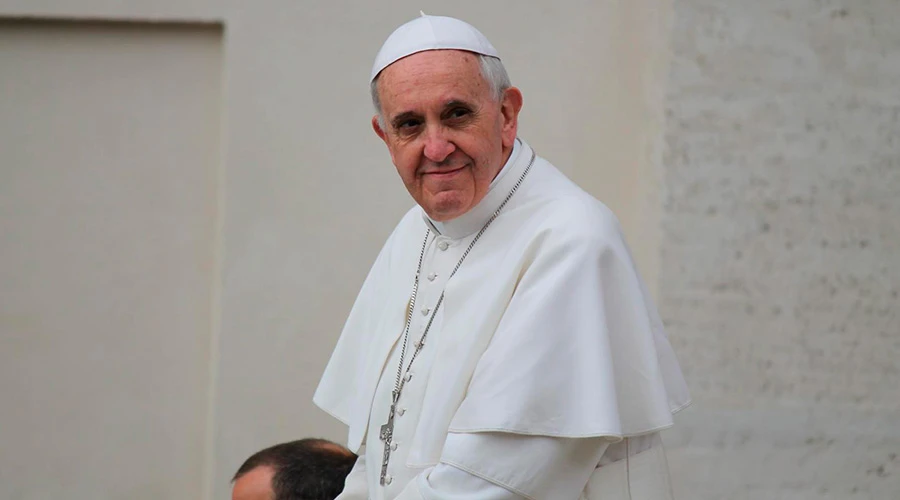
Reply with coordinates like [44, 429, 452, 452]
[0, 1, 671, 498]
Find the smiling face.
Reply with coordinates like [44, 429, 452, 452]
[372, 50, 522, 221]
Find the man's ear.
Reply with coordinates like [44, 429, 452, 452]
[372, 115, 388, 144]
[500, 87, 523, 148]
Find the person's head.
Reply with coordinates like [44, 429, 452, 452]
[231, 438, 357, 500]
[370, 15, 524, 222]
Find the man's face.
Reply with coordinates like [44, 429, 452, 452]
[232, 466, 274, 500]
[373, 50, 522, 222]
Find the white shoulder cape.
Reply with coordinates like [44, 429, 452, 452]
[314, 142, 690, 466]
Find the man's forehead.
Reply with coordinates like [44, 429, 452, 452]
[378, 51, 486, 108]
[376, 50, 492, 124]
[380, 49, 480, 83]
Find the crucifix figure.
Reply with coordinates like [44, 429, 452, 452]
[379, 390, 400, 485]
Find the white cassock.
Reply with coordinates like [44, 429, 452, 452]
[315, 139, 691, 499]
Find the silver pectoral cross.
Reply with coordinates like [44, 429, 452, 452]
[379, 390, 399, 485]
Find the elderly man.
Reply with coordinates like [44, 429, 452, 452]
[315, 14, 690, 500]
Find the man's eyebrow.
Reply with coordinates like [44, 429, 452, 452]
[444, 99, 475, 109]
[389, 100, 477, 128]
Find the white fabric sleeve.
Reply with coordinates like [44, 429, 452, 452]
[335, 447, 368, 500]
[394, 432, 611, 500]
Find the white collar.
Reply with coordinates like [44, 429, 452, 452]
[423, 138, 526, 240]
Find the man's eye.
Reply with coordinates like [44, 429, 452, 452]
[448, 108, 470, 119]
[398, 120, 421, 129]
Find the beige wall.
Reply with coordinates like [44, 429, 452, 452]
[0, 1, 670, 498]
[0, 20, 222, 499]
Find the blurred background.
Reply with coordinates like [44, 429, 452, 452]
[0, 1, 896, 499]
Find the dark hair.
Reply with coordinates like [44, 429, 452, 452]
[233, 438, 358, 500]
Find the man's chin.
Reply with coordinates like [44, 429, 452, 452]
[423, 198, 469, 222]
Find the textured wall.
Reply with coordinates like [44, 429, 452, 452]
[661, 1, 900, 498]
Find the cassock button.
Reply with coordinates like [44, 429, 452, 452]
[427, 273, 437, 281]
[390, 442, 398, 451]
[438, 241, 449, 251]
[397, 407, 406, 416]
[421, 307, 430, 316]
[384, 475, 393, 485]
[404, 373, 413, 382]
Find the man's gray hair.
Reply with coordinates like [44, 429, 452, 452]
[371, 54, 511, 128]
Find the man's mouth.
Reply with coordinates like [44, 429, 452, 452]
[423, 164, 467, 178]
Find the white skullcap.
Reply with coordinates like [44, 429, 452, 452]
[370, 12, 500, 82]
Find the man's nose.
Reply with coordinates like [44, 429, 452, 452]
[422, 126, 455, 163]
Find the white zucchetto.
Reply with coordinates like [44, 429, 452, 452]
[370, 13, 500, 82]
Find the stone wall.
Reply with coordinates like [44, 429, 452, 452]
[661, 1, 900, 498]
